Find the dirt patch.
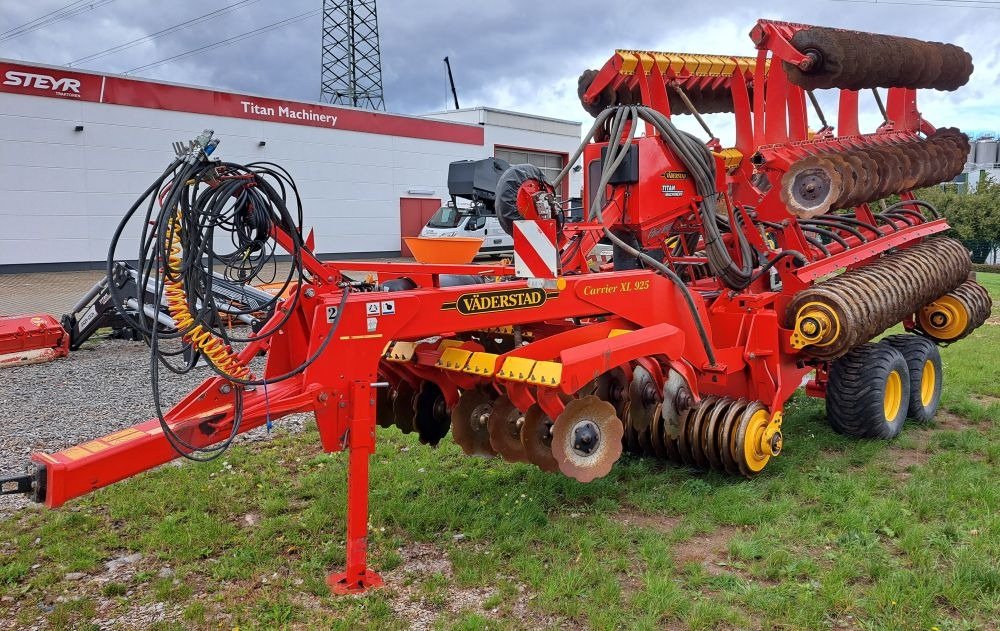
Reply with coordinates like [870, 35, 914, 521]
[972, 394, 1000, 408]
[674, 525, 740, 577]
[884, 447, 931, 481]
[613, 509, 682, 534]
[382, 542, 567, 630]
[933, 411, 982, 432]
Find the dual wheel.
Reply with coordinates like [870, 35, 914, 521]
[826, 334, 942, 438]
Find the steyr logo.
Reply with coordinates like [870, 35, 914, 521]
[3, 71, 81, 95]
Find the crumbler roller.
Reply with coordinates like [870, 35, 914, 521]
[783, 25, 972, 91]
[787, 238, 975, 359]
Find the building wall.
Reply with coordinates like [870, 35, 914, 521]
[426, 108, 585, 198]
[0, 61, 581, 269]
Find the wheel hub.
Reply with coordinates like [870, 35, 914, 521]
[571, 420, 601, 456]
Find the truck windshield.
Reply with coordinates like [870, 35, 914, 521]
[426, 206, 467, 228]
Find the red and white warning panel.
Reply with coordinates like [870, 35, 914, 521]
[513, 219, 558, 279]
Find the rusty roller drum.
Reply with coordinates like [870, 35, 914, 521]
[577, 69, 614, 117]
[658, 397, 781, 477]
[784, 26, 972, 91]
[916, 280, 993, 343]
[788, 238, 972, 359]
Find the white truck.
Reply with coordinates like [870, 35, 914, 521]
[418, 158, 513, 256]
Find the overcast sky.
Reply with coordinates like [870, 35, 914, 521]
[2, 0, 998, 144]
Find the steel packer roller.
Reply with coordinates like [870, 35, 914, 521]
[6, 20, 994, 596]
[915, 280, 993, 344]
[787, 238, 977, 359]
[779, 25, 973, 91]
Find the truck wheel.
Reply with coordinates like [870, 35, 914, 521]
[826, 342, 910, 439]
[880, 334, 943, 422]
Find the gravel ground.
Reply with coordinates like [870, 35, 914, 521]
[0, 336, 307, 516]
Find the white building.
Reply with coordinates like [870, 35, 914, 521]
[0, 59, 582, 271]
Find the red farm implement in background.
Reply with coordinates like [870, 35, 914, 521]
[0, 314, 69, 368]
[2, 20, 991, 595]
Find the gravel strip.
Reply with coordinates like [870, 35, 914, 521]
[0, 337, 307, 517]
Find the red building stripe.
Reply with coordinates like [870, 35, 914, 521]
[0, 60, 484, 146]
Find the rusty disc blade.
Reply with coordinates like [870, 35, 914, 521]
[717, 399, 747, 476]
[487, 395, 528, 463]
[551, 395, 624, 483]
[702, 398, 737, 471]
[628, 365, 661, 434]
[594, 367, 631, 419]
[781, 155, 843, 218]
[450, 387, 497, 457]
[391, 380, 417, 434]
[414, 381, 451, 446]
[687, 400, 714, 469]
[649, 404, 667, 459]
[521, 404, 559, 472]
[376, 385, 395, 428]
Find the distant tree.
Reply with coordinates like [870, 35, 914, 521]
[916, 175, 1000, 263]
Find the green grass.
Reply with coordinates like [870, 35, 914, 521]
[2, 275, 998, 630]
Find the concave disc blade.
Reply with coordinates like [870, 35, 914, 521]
[520, 404, 559, 472]
[551, 395, 624, 483]
[391, 380, 417, 434]
[450, 387, 497, 457]
[487, 395, 528, 463]
[414, 381, 451, 446]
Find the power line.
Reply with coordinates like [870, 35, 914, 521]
[0, 0, 116, 42]
[125, 9, 319, 75]
[0, 0, 89, 38]
[69, 0, 262, 67]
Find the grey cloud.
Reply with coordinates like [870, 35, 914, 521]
[1, 0, 998, 131]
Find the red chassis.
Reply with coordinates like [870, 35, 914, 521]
[32, 246, 811, 593]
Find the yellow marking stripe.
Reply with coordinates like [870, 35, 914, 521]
[386, 341, 416, 361]
[614, 50, 767, 77]
[463, 352, 499, 377]
[437, 347, 473, 371]
[497, 356, 536, 383]
[527, 360, 562, 387]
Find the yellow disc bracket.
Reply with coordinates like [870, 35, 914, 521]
[791, 302, 840, 349]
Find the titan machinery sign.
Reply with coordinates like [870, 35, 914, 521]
[0, 60, 484, 146]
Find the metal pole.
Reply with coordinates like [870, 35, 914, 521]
[444, 56, 459, 110]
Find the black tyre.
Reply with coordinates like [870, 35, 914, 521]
[881, 334, 943, 423]
[826, 342, 910, 439]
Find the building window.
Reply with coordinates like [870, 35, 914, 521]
[495, 147, 564, 185]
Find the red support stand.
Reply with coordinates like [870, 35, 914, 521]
[327, 381, 384, 595]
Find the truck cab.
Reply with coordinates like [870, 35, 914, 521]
[417, 157, 513, 257]
[419, 202, 512, 255]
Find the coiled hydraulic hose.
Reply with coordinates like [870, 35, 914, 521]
[106, 139, 340, 460]
[163, 212, 251, 380]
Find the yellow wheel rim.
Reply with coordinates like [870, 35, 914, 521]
[920, 359, 936, 408]
[742, 409, 772, 472]
[884, 370, 903, 422]
[918, 296, 969, 341]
